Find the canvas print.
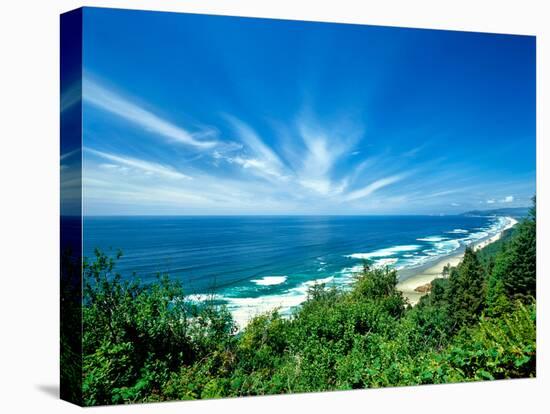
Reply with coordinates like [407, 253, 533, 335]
[60, 7, 536, 406]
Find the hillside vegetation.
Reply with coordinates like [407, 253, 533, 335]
[81, 199, 536, 406]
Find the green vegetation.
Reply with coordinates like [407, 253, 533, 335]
[81, 199, 536, 406]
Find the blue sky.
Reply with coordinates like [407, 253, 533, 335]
[71, 7, 535, 215]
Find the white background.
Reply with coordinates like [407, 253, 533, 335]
[0, 0, 547, 412]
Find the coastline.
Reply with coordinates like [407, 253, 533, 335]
[396, 216, 518, 306]
[199, 215, 520, 329]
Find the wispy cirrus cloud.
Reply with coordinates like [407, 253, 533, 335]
[85, 148, 191, 180]
[83, 78, 218, 149]
[61, 83, 81, 113]
[83, 148, 305, 215]
[219, 115, 289, 182]
[81, 77, 429, 211]
[343, 174, 406, 201]
[297, 123, 340, 195]
[218, 112, 368, 197]
[485, 195, 514, 205]
[294, 114, 363, 196]
[60, 149, 80, 162]
[80, 80, 533, 215]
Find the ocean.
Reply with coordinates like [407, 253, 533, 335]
[83, 215, 512, 326]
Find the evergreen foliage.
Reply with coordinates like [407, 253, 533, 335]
[446, 248, 486, 330]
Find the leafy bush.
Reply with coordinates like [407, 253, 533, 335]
[82, 249, 235, 405]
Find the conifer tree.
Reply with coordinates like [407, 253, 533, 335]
[447, 247, 485, 329]
[500, 199, 536, 302]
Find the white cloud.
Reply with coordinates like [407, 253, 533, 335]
[343, 174, 406, 201]
[98, 163, 119, 170]
[298, 178, 332, 195]
[60, 149, 79, 162]
[83, 78, 217, 149]
[295, 118, 360, 196]
[226, 116, 282, 167]
[403, 145, 425, 158]
[60, 83, 81, 113]
[223, 116, 288, 181]
[85, 148, 191, 180]
[83, 155, 305, 215]
[298, 133, 333, 194]
[80, 82, 530, 215]
[226, 155, 282, 179]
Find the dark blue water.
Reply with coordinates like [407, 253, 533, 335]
[83, 215, 508, 324]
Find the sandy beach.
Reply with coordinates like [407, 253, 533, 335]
[396, 216, 518, 306]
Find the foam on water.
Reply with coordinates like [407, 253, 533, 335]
[417, 236, 449, 242]
[348, 216, 512, 274]
[346, 245, 421, 260]
[339, 264, 365, 277]
[434, 239, 461, 253]
[398, 216, 515, 271]
[185, 293, 224, 302]
[373, 257, 399, 267]
[251, 276, 288, 286]
[224, 275, 337, 328]
[465, 231, 488, 241]
[447, 228, 468, 234]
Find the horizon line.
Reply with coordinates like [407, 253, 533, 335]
[64, 207, 528, 219]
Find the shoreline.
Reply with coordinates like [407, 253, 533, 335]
[221, 216, 519, 328]
[396, 216, 518, 306]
